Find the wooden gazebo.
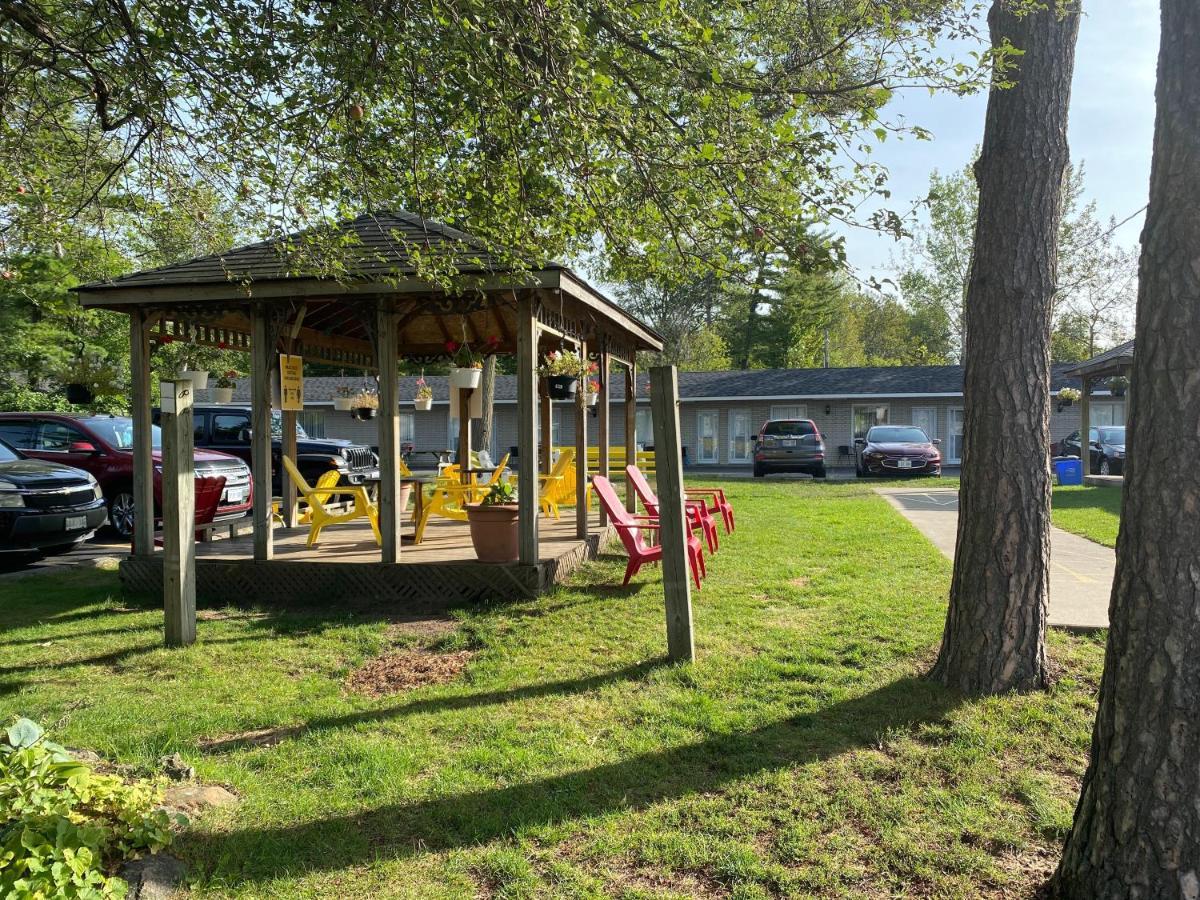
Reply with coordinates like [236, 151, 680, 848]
[1064, 339, 1134, 469]
[76, 212, 684, 643]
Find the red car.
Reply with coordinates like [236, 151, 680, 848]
[0, 413, 253, 538]
[854, 425, 942, 477]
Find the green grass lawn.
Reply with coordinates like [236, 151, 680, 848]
[1051, 486, 1122, 547]
[0, 481, 1104, 898]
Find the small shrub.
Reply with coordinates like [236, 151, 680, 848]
[0, 718, 179, 899]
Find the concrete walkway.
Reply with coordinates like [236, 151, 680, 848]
[877, 487, 1112, 631]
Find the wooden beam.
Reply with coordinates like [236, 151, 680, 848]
[457, 388, 472, 471]
[1079, 375, 1091, 476]
[517, 295, 539, 564]
[281, 410, 299, 528]
[625, 362, 638, 513]
[597, 352, 610, 527]
[130, 310, 155, 557]
[649, 365, 694, 663]
[575, 339, 589, 539]
[377, 301, 402, 562]
[160, 379, 197, 647]
[250, 304, 274, 561]
[540, 389, 552, 476]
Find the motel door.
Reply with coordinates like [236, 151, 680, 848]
[729, 410, 753, 463]
[696, 411, 720, 464]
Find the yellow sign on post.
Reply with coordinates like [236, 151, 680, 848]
[279, 355, 304, 412]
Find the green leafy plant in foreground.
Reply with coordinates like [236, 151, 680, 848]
[0, 718, 178, 899]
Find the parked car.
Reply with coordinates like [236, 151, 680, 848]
[855, 425, 941, 477]
[173, 405, 380, 491]
[753, 419, 826, 478]
[0, 413, 253, 539]
[1056, 426, 1126, 476]
[0, 437, 108, 557]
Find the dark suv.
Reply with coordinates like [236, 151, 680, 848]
[0, 413, 253, 538]
[177, 406, 379, 491]
[0, 438, 108, 556]
[753, 419, 827, 478]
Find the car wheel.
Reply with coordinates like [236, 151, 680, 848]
[1099, 457, 1111, 476]
[752, 464, 765, 478]
[106, 490, 136, 539]
[813, 465, 827, 479]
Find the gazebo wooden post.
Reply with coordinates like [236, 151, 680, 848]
[249, 303, 274, 561]
[457, 389, 472, 472]
[649, 365, 694, 662]
[160, 379, 196, 647]
[516, 294, 540, 564]
[540, 390, 552, 476]
[624, 361, 638, 513]
[597, 351, 610, 528]
[377, 299, 402, 562]
[129, 310, 155, 557]
[575, 339, 589, 539]
[281, 410, 298, 528]
[1079, 374, 1092, 475]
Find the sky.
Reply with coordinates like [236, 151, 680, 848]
[836, 0, 1161, 286]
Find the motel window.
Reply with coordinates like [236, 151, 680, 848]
[852, 404, 889, 440]
[770, 404, 807, 420]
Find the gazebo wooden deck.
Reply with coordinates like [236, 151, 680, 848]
[77, 211, 701, 654]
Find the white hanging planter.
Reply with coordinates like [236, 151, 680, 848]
[450, 367, 482, 390]
[587, 392, 599, 406]
[333, 396, 354, 411]
[179, 369, 209, 389]
[210, 387, 234, 403]
[414, 396, 433, 411]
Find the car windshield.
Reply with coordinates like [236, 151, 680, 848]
[1098, 427, 1125, 444]
[763, 420, 816, 437]
[869, 426, 930, 443]
[0, 439, 19, 462]
[269, 411, 308, 440]
[84, 417, 163, 450]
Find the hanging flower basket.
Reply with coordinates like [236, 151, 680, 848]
[333, 397, 354, 411]
[414, 396, 433, 411]
[65, 383, 93, 405]
[450, 366, 482, 390]
[211, 387, 234, 403]
[352, 407, 377, 421]
[348, 389, 379, 420]
[179, 369, 210, 389]
[546, 375, 578, 400]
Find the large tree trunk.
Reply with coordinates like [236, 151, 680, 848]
[929, 0, 1080, 695]
[1053, 3, 1200, 895]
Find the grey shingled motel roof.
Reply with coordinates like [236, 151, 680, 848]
[77, 211, 562, 291]
[230, 363, 1087, 405]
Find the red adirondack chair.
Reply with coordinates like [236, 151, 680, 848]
[684, 486, 735, 534]
[592, 475, 705, 589]
[625, 464, 718, 553]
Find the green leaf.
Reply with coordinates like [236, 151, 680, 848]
[7, 718, 43, 749]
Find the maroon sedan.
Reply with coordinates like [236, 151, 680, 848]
[854, 425, 942, 477]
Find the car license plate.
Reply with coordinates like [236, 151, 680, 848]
[782, 439, 796, 448]
[64, 515, 87, 531]
[225, 487, 246, 504]
[897, 459, 913, 469]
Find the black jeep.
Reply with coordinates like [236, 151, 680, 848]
[155, 405, 379, 491]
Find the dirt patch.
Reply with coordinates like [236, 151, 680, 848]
[198, 725, 303, 753]
[788, 577, 811, 589]
[346, 648, 472, 697]
[385, 616, 459, 640]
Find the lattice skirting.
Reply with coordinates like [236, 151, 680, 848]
[119, 525, 615, 609]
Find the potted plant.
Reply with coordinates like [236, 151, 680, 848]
[1108, 375, 1129, 398]
[350, 389, 379, 420]
[1058, 386, 1081, 406]
[211, 370, 237, 403]
[177, 367, 211, 391]
[466, 481, 519, 563]
[60, 353, 122, 406]
[539, 350, 584, 400]
[585, 373, 600, 406]
[445, 341, 483, 390]
[414, 378, 433, 411]
[333, 385, 355, 411]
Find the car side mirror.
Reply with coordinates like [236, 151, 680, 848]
[239, 428, 252, 442]
[854, 438, 866, 446]
[69, 441, 99, 454]
[932, 438, 942, 445]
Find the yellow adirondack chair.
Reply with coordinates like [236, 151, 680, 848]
[412, 475, 474, 544]
[466, 453, 512, 502]
[282, 456, 381, 548]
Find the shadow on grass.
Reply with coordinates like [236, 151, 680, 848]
[185, 675, 962, 883]
[200, 658, 668, 753]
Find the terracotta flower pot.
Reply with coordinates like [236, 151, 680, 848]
[466, 503, 520, 563]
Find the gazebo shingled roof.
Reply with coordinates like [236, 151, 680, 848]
[75, 210, 662, 367]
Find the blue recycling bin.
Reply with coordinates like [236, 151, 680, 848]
[1054, 457, 1083, 486]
